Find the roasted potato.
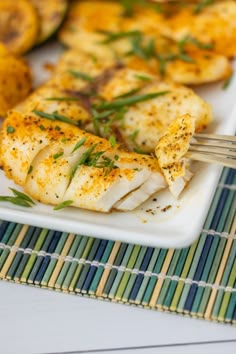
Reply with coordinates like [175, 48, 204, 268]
[0, 56, 32, 117]
[0, 0, 39, 55]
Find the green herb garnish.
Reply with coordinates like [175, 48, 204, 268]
[98, 30, 140, 44]
[53, 152, 64, 160]
[222, 74, 233, 90]
[130, 129, 139, 142]
[70, 143, 98, 179]
[178, 35, 214, 52]
[135, 74, 152, 81]
[28, 165, 33, 174]
[68, 70, 94, 82]
[72, 136, 88, 153]
[70, 143, 119, 178]
[193, 0, 214, 14]
[7, 126, 15, 134]
[91, 108, 117, 135]
[88, 154, 119, 176]
[95, 91, 169, 110]
[33, 110, 79, 126]
[115, 88, 141, 99]
[91, 91, 168, 139]
[54, 200, 73, 210]
[129, 129, 147, 154]
[120, 0, 162, 17]
[39, 124, 46, 131]
[109, 135, 117, 147]
[129, 34, 156, 60]
[120, 0, 136, 16]
[0, 188, 35, 208]
[178, 52, 195, 63]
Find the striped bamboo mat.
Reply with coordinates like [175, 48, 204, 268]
[0, 168, 235, 324]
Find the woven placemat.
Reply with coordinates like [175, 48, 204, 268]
[0, 168, 235, 324]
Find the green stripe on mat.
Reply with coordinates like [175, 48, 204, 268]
[0, 168, 235, 324]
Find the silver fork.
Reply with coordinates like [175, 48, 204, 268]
[185, 133, 236, 169]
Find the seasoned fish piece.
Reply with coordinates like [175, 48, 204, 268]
[63, 164, 155, 212]
[24, 141, 83, 204]
[98, 67, 152, 101]
[58, 0, 123, 53]
[54, 48, 117, 76]
[15, 84, 90, 126]
[113, 173, 164, 211]
[98, 68, 212, 153]
[58, 1, 232, 85]
[155, 114, 195, 198]
[122, 34, 232, 85]
[120, 3, 169, 35]
[0, 110, 69, 185]
[161, 48, 231, 85]
[166, 1, 236, 58]
[0, 110, 166, 212]
[15, 48, 123, 124]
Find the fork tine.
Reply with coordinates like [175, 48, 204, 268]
[186, 133, 236, 169]
[191, 141, 236, 152]
[185, 151, 236, 169]
[194, 133, 236, 143]
[189, 145, 236, 158]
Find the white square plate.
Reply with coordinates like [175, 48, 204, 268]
[0, 43, 235, 248]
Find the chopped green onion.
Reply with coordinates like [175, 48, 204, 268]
[27, 165, 33, 174]
[9, 188, 35, 204]
[130, 129, 139, 142]
[0, 188, 35, 208]
[222, 74, 233, 90]
[7, 126, 15, 134]
[98, 30, 140, 43]
[72, 136, 88, 153]
[33, 110, 79, 126]
[96, 91, 169, 110]
[177, 52, 195, 63]
[54, 200, 73, 210]
[109, 135, 117, 147]
[70, 143, 98, 178]
[193, 0, 214, 14]
[53, 152, 64, 160]
[68, 70, 94, 82]
[114, 88, 141, 99]
[135, 74, 152, 81]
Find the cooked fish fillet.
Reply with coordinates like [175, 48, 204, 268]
[0, 110, 166, 212]
[120, 3, 169, 35]
[97, 68, 212, 153]
[155, 114, 195, 198]
[162, 49, 231, 85]
[166, 1, 236, 58]
[58, 0, 124, 54]
[1, 110, 65, 185]
[123, 34, 232, 85]
[16, 48, 117, 112]
[15, 49, 121, 126]
[15, 63, 212, 156]
[53, 48, 117, 79]
[15, 85, 91, 126]
[58, 1, 232, 85]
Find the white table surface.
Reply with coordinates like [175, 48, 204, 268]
[0, 281, 235, 354]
